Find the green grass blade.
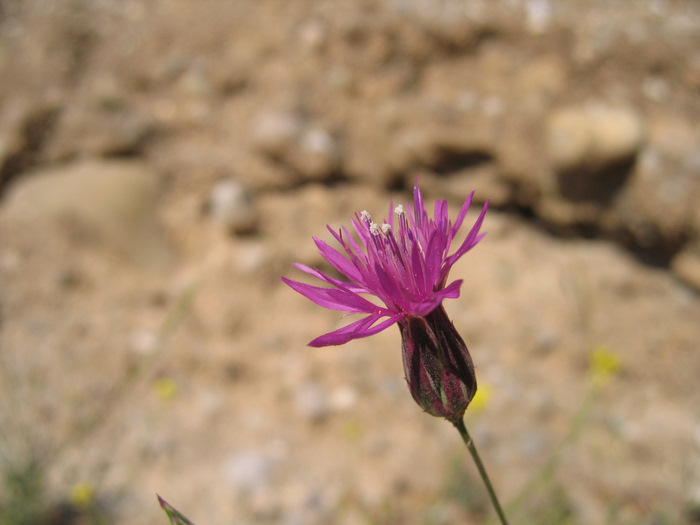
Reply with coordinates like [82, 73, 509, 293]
[157, 495, 195, 525]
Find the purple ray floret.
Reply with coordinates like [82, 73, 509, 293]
[282, 184, 489, 347]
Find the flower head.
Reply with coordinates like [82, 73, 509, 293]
[283, 183, 488, 421]
[282, 184, 488, 347]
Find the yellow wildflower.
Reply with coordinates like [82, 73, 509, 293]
[589, 345, 622, 387]
[154, 377, 178, 400]
[468, 384, 493, 414]
[70, 482, 95, 508]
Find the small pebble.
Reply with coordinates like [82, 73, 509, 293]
[292, 127, 340, 181]
[329, 385, 358, 412]
[295, 382, 328, 421]
[129, 330, 159, 355]
[251, 109, 303, 157]
[525, 0, 552, 33]
[208, 179, 258, 235]
[222, 451, 273, 495]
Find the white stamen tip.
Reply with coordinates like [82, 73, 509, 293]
[394, 204, 405, 216]
[360, 210, 371, 222]
[381, 223, 391, 234]
[369, 222, 381, 235]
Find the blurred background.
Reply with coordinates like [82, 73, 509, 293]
[1, 1, 700, 524]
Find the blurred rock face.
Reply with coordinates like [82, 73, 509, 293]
[1, 0, 698, 276]
[1, 159, 173, 269]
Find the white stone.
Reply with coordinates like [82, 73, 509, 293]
[208, 179, 258, 235]
[547, 104, 644, 171]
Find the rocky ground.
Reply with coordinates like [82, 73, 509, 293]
[1, 1, 700, 524]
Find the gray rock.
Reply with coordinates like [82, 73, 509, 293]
[251, 110, 339, 182]
[293, 127, 340, 181]
[251, 109, 304, 158]
[294, 382, 328, 422]
[207, 179, 258, 235]
[525, 0, 553, 34]
[222, 451, 273, 495]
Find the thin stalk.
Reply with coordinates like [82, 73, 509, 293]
[453, 417, 510, 525]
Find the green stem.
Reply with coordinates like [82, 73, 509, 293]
[453, 417, 510, 525]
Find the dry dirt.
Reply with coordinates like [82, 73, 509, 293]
[1, 1, 700, 524]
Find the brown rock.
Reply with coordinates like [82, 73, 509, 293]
[207, 179, 259, 236]
[671, 248, 700, 292]
[288, 127, 341, 182]
[45, 85, 156, 161]
[251, 109, 340, 183]
[547, 104, 645, 173]
[1, 159, 173, 269]
[0, 100, 62, 192]
[251, 109, 304, 158]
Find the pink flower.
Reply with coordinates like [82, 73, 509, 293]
[282, 183, 488, 421]
[282, 184, 488, 347]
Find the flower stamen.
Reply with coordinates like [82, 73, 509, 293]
[360, 210, 372, 226]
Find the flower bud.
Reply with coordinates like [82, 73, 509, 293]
[399, 306, 477, 422]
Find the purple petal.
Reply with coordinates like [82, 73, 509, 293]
[372, 263, 404, 308]
[313, 237, 364, 283]
[411, 280, 462, 317]
[413, 185, 426, 227]
[309, 313, 403, 347]
[281, 277, 380, 313]
[444, 200, 488, 270]
[451, 191, 475, 237]
[328, 225, 365, 263]
[438, 279, 462, 299]
[410, 240, 428, 295]
[424, 232, 445, 286]
[292, 264, 367, 294]
[434, 199, 449, 234]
